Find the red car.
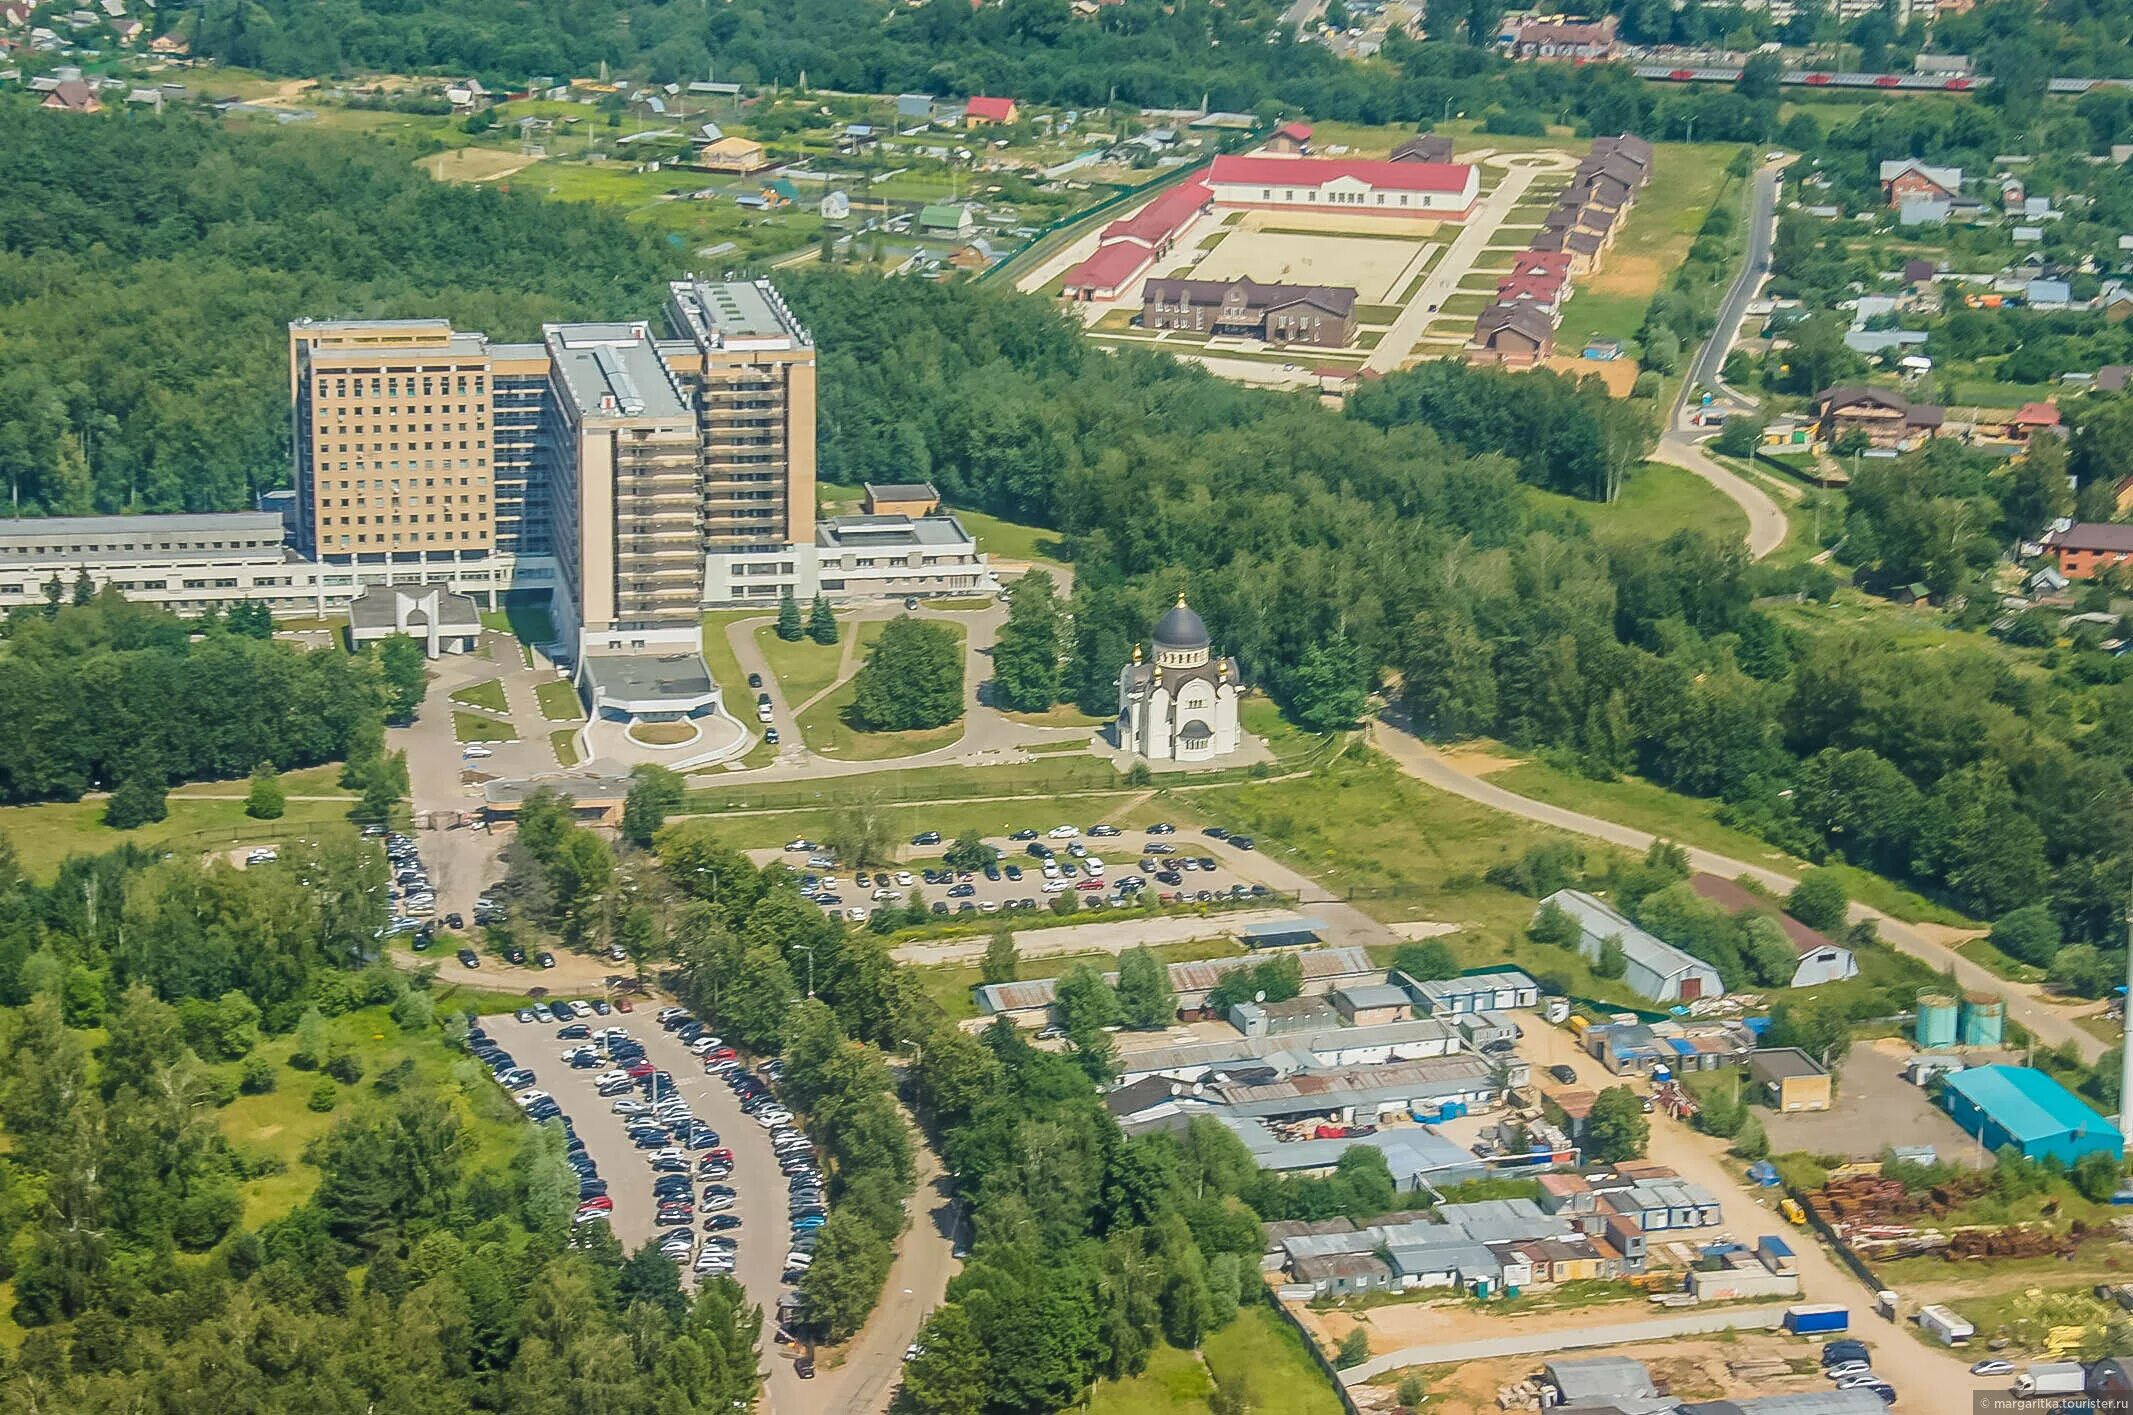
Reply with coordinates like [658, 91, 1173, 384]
[613, 997, 633, 1012]
[707, 1147, 734, 1163]
[576, 1195, 614, 1214]
[624, 1060, 656, 1079]
[705, 1046, 738, 1061]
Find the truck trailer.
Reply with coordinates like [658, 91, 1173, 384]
[2012, 1361, 2085, 1397]
[1782, 1303, 1850, 1335]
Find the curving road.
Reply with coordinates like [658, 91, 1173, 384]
[1366, 716, 2106, 1064]
[1656, 158, 1789, 561]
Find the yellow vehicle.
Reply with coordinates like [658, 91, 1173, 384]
[1780, 1198, 1806, 1225]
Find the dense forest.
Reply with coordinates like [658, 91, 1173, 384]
[162, 0, 2132, 104]
[0, 102, 672, 517]
[0, 835, 762, 1411]
[0, 593, 400, 813]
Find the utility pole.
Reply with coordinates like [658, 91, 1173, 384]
[2119, 883, 2133, 1150]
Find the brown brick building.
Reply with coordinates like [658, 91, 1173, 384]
[1141, 277, 1358, 348]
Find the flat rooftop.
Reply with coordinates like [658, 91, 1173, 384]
[0, 511, 285, 543]
[580, 651, 715, 702]
[346, 583, 481, 633]
[667, 277, 811, 350]
[818, 513, 974, 548]
[543, 322, 691, 421]
[302, 331, 492, 364]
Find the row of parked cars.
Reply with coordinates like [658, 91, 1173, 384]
[1818, 1340, 1896, 1405]
[656, 1008, 828, 1305]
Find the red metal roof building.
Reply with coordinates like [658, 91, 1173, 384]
[1061, 177, 1214, 302]
[962, 95, 1019, 125]
[1207, 155, 1478, 219]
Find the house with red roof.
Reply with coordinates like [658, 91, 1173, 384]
[2013, 401, 2062, 441]
[1511, 250, 1574, 281]
[41, 79, 102, 113]
[1207, 155, 1478, 219]
[963, 96, 1019, 126]
[1264, 122, 1313, 155]
[1496, 271, 1567, 310]
[1061, 241, 1154, 301]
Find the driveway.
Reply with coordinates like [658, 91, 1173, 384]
[1365, 717, 2105, 1064]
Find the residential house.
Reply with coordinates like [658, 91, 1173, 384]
[1509, 15, 1619, 60]
[1537, 890, 1725, 1004]
[2027, 278, 2073, 309]
[694, 135, 767, 173]
[1903, 258, 1937, 285]
[1262, 121, 1312, 155]
[962, 95, 1018, 126]
[1391, 132, 1454, 164]
[2096, 364, 2132, 392]
[1139, 276, 1358, 348]
[40, 78, 99, 112]
[1466, 301, 1556, 367]
[1880, 159, 1962, 207]
[1813, 385, 1945, 450]
[1687, 873, 1857, 987]
[1588, 133, 1654, 183]
[1496, 271, 1568, 311]
[2041, 522, 2133, 580]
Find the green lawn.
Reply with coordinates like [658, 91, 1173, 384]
[0, 795, 362, 881]
[449, 678, 509, 713]
[551, 728, 583, 767]
[484, 592, 555, 648]
[1174, 749, 1605, 932]
[211, 1001, 525, 1229]
[535, 679, 584, 722]
[1084, 1342, 1215, 1414]
[755, 623, 851, 708]
[955, 507, 1070, 568]
[798, 680, 965, 761]
[1199, 1307, 1344, 1415]
[1554, 288, 1663, 351]
[454, 712, 517, 744]
[1525, 461, 1747, 548]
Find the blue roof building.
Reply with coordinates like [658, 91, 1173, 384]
[1939, 1064, 2123, 1165]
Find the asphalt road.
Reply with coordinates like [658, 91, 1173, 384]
[498, 1008, 811, 1407]
[1366, 716, 2107, 1064]
[1653, 159, 1790, 562]
[1679, 161, 1780, 408]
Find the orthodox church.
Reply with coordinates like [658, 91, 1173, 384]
[1116, 595, 1242, 763]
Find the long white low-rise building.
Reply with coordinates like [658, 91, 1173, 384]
[0, 511, 548, 618]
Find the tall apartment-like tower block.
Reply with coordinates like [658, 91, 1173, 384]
[288, 319, 504, 563]
[660, 278, 818, 604]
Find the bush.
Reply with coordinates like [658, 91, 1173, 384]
[1787, 869, 1850, 933]
[238, 1056, 278, 1095]
[1335, 1326, 1371, 1367]
[324, 1050, 365, 1084]
[307, 1079, 339, 1112]
[1988, 903, 2060, 968]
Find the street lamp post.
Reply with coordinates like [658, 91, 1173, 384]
[792, 943, 816, 999]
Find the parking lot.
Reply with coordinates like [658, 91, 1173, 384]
[478, 1001, 825, 1399]
[750, 820, 1281, 925]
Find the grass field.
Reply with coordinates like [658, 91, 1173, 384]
[449, 679, 508, 713]
[756, 624, 851, 708]
[1556, 141, 1742, 355]
[1175, 748, 1600, 933]
[454, 712, 517, 744]
[0, 793, 361, 881]
[212, 1000, 525, 1229]
[955, 507, 1069, 569]
[1085, 1341, 1215, 1415]
[797, 620, 968, 761]
[1526, 461, 1747, 547]
[1080, 1306, 1341, 1415]
[535, 679, 584, 721]
[551, 728, 583, 767]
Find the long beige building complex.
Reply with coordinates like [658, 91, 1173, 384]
[6, 279, 990, 720]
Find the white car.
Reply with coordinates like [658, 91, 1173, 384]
[1041, 862, 1061, 880]
[871, 887, 902, 902]
[569, 1000, 594, 1018]
[1047, 825, 1080, 838]
[845, 907, 869, 922]
[1968, 1360, 2015, 1378]
[688, 1036, 719, 1054]
[571, 1209, 611, 1227]
[462, 745, 494, 759]
[701, 1193, 735, 1212]
[514, 1090, 551, 1108]
[806, 854, 835, 868]
[1042, 880, 1070, 894]
[695, 1251, 735, 1273]
[785, 839, 814, 852]
[1085, 858, 1104, 875]
[1825, 1363, 1872, 1382]
[597, 1070, 633, 1087]
[756, 1109, 794, 1126]
[612, 1098, 651, 1115]
[784, 1250, 815, 1269]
